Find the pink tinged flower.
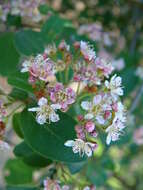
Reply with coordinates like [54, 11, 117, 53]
[0, 140, 10, 151]
[95, 57, 114, 78]
[80, 41, 96, 61]
[75, 125, 83, 133]
[77, 131, 86, 140]
[49, 84, 76, 111]
[28, 97, 60, 125]
[64, 139, 95, 157]
[105, 74, 123, 101]
[105, 118, 126, 145]
[85, 121, 95, 132]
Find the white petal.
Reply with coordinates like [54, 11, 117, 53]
[36, 114, 46, 125]
[28, 107, 40, 112]
[81, 101, 91, 110]
[93, 95, 102, 105]
[49, 113, 59, 122]
[38, 97, 48, 106]
[51, 104, 61, 110]
[96, 115, 105, 124]
[84, 113, 94, 120]
[105, 80, 109, 88]
[64, 140, 75, 147]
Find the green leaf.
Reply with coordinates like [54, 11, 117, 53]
[8, 72, 33, 94]
[9, 88, 28, 101]
[14, 30, 45, 56]
[13, 113, 24, 139]
[14, 141, 52, 168]
[4, 159, 33, 185]
[0, 33, 20, 76]
[20, 109, 85, 163]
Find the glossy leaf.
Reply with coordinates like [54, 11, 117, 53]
[20, 109, 86, 163]
[14, 141, 52, 168]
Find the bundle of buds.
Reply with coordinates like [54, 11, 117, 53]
[21, 40, 126, 157]
[0, 0, 46, 23]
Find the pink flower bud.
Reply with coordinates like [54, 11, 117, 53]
[77, 131, 85, 140]
[91, 131, 98, 138]
[77, 115, 84, 121]
[74, 74, 81, 82]
[112, 103, 118, 112]
[104, 111, 111, 120]
[43, 53, 47, 60]
[75, 125, 83, 133]
[92, 142, 98, 151]
[85, 121, 95, 132]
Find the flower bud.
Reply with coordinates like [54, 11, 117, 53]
[85, 121, 95, 132]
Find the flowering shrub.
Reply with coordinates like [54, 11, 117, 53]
[1, 1, 143, 189]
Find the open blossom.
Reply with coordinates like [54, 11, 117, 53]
[47, 83, 76, 111]
[64, 139, 97, 157]
[106, 102, 126, 145]
[95, 57, 114, 78]
[21, 54, 56, 83]
[81, 94, 112, 125]
[28, 97, 60, 124]
[105, 74, 123, 101]
[80, 41, 96, 61]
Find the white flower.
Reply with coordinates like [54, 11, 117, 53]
[105, 74, 123, 101]
[114, 102, 126, 123]
[106, 118, 126, 145]
[81, 94, 107, 124]
[21, 60, 32, 73]
[80, 41, 96, 61]
[64, 139, 95, 157]
[28, 97, 60, 124]
[0, 140, 10, 150]
[81, 101, 92, 111]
